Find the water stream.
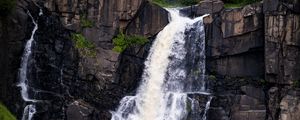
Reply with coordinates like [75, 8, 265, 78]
[17, 10, 42, 120]
[111, 9, 210, 120]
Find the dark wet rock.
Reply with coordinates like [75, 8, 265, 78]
[180, 0, 224, 17]
[204, 2, 264, 77]
[126, 1, 169, 37]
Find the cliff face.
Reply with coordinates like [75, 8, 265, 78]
[1, 0, 300, 120]
[202, 0, 300, 120]
[0, 0, 168, 119]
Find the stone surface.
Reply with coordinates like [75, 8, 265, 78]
[0, 0, 31, 117]
[126, 1, 169, 37]
[66, 100, 101, 120]
[205, 2, 264, 77]
[180, 0, 224, 17]
[0, 0, 168, 119]
[264, 5, 300, 84]
[279, 94, 300, 120]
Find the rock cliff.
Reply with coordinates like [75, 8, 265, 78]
[0, 0, 300, 120]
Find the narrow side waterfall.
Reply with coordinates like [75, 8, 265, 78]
[17, 10, 42, 120]
[111, 9, 209, 120]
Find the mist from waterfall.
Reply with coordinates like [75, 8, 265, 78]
[111, 9, 209, 120]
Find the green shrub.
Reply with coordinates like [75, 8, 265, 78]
[0, 103, 16, 120]
[80, 15, 93, 28]
[112, 31, 148, 53]
[71, 33, 96, 57]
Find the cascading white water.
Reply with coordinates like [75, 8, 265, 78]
[18, 10, 42, 120]
[111, 9, 209, 120]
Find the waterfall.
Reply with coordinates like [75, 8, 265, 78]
[111, 9, 209, 120]
[17, 10, 42, 120]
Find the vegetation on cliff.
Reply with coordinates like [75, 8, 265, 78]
[0, 103, 16, 120]
[113, 31, 148, 53]
[80, 15, 94, 28]
[71, 33, 96, 57]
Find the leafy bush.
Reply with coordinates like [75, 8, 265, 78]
[80, 15, 93, 28]
[0, 0, 16, 16]
[0, 103, 16, 120]
[113, 31, 148, 53]
[71, 33, 96, 57]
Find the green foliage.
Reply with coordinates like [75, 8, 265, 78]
[112, 31, 148, 53]
[208, 75, 217, 81]
[0, 0, 16, 16]
[80, 15, 94, 28]
[151, 0, 201, 7]
[71, 33, 96, 57]
[224, 0, 261, 8]
[0, 103, 16, 120]
[292, 80, 300, 88]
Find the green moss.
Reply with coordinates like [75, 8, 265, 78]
[0, 0, 16, 16]
[112, 31, 148, 53]
[80, 15, 94, 28]
[71, 33, 96, 57]
[224, 0, 261, 8]
[0, 103, 16, 120]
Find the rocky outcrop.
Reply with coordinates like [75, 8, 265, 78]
[126, 1, 169, 37]
[263, 1, 300, 120]
[279, 91, 300, 120]
[1, 0, 300, 120]
[0, 0, 31, 116]
[205, 2, 264, 77]
[203, 2, 266, 120]
[264, 0, 300, 85]
[0, 0, 169, 119]
[180, 0, 224, 17]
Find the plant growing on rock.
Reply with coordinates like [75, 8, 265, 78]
[71, 33, 96, 57]
[112, 31, 148, 53]
[0, 103, 16, 120]
[208, 75, 217, 81]
[292, 80, 300, 88]
[80, 14, 94, 28]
